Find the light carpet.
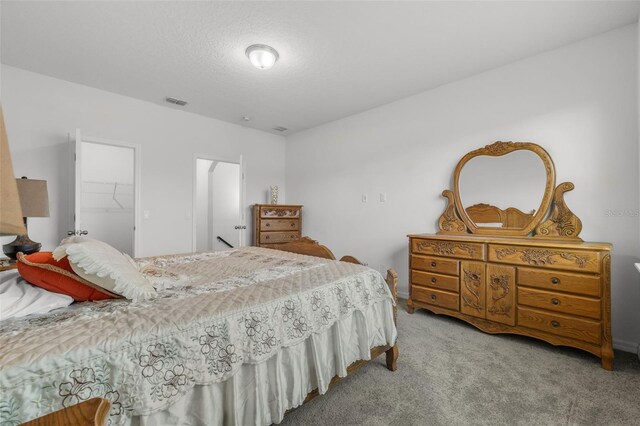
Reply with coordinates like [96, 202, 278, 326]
[281, 301, 640, 425]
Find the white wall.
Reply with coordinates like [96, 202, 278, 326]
[286, 24, 640, 351]
[1, 65, 286, 257]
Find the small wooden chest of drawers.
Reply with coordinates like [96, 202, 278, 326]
[408, 234, 613, 369]
[253, 204, 303, 248]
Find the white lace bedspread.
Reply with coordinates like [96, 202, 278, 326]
[0, 247, 397, 425]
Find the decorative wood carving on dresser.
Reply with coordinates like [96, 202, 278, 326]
[253, 204, 303, 248]
[409, 141, 613, 370]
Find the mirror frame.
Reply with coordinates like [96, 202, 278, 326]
[451, 141, 556, 237]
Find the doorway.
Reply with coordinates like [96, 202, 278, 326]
[70, 130, 140, 256]
[193, 157, 243, 251]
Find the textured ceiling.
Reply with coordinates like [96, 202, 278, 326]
[2, 1, 639, 135]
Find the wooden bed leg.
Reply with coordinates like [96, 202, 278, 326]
[385, 269, 399, 372]
[386, 345, 399, 371]
[385, 269, 398, 322]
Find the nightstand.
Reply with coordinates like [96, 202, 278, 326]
[0, 260, 16, 272]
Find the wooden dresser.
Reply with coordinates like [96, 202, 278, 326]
[408, 234, 612, 369]
[253, 204, 303, 248]
[410, 141, 614, 369]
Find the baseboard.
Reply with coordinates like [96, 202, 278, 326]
[398, 290, 409, 300]
[613, 338, 639, 355]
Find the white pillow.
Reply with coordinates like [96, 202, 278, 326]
[53, 236, 156, 302]
[0, 270, 73, 321]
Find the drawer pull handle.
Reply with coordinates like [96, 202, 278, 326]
[265, 236, 270, 240]
[551, 320, 560, 328]
[551, 298, 560, 306]
[551, 277, 560, 285]
[266, 223, 271, 227]
[431, 262, 437, 267]
[291, 223, 295, 227]
[431, 278, 437, 283]
[431, 294, 437, 301]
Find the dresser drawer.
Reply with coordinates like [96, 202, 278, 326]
[260, 219, 299, 231]
[488, 244, 600, 273]
[518, 267, 600, 297]
[260, 206, 301, 218]
[412, 285, 459, 311]
[411, 255, 459, 276]
[259, 231, 300, 244]
[518, 287, 600, 320]
[411, 239, 484, 260]
[412, 270, 459, 292]
[518, 306, 600, 345]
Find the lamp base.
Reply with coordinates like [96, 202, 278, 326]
[2, 234, 41, 261]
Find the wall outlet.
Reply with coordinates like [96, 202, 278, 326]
[380, 193, 387, 203]
[143, 210, 150, 219]
[362, 194, 368, 203]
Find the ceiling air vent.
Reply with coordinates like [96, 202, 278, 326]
[165, 97, 188, 106]
[273, 126, 288, 132]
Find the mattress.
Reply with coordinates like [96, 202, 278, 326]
[0, 247, 397, 425]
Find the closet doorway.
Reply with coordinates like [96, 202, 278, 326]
[193, 156, 244, 252]
[70, 130, 140, 256]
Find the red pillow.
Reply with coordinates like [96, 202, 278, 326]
[17, 252, 118, 302]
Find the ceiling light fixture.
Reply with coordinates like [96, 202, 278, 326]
[245, 44, 279, 70]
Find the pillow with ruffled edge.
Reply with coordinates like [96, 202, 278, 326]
[17, 252, 118, 302]
[53, 236, 157, 302]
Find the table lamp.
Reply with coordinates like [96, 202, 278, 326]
[2, 177, 50, 260]
[0, 106, 26, 240]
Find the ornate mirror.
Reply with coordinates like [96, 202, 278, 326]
[438, 141, 582, 239]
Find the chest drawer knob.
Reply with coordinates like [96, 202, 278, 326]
[431, 294, 437, 301]
[551, 298, 560, 306]
[265, 223, 271, 227]
[551, 320, 560, 328]
[431, 261, 437, 267]
[431, 277, 437, 283]
[551, 277, 560, 285]
[291, 222, 295, 227]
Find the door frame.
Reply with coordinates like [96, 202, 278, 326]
[72, 131, 142, 257]
[192, 153, 245, 252]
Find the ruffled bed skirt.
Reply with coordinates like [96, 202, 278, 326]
[131, 301, 396, 426]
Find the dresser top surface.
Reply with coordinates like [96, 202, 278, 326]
[408, 233, 612, 251]
[254, 204, 303, 208]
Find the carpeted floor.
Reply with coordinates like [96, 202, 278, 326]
[281, 300, 640, 425]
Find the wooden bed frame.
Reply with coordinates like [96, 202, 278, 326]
[24, 237, 399, 425]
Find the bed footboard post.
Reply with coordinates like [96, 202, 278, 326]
[385, 268, 399, 371]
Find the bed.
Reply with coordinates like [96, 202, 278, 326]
[0, 239, 398, 425]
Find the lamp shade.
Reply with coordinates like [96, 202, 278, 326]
[0, 107, 26, 236]
[16, 178, 49, 218]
